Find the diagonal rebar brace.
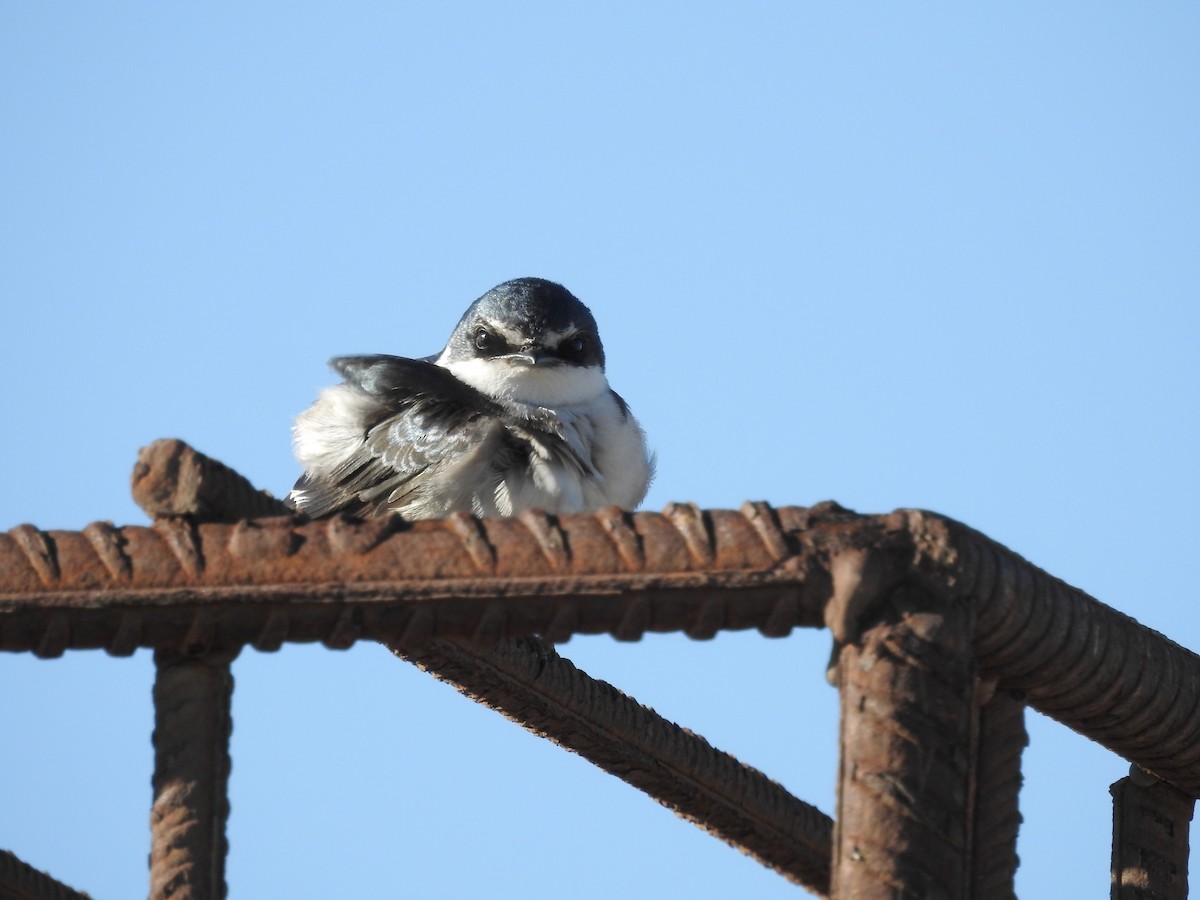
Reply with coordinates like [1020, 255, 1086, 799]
[394, 635, 832, 895]
[132, 440, 832, 895]
[1110, 774, 1195, 899]
[0, 849, 94, 900]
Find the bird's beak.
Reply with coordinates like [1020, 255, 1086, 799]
[500, 349, 551, 366]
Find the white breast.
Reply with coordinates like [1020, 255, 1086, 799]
[499, 392, 652, 515]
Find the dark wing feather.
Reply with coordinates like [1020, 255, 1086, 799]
[292, 356, 512, 518]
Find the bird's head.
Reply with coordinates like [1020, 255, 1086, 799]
[436, 278, 609, 407]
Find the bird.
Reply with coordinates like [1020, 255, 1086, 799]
[288, 277, 653, 520]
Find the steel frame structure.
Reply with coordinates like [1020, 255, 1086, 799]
[1, 439, 1195, 898]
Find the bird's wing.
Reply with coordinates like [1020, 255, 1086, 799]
[290, 355, 517, 519]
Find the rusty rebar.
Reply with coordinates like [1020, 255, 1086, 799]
[1110, 774, 1194, 899]
[149, 648, 237, 900]
[968, 689, 1026, 899]
[0, 850, 93, 900]
[831, 587, 976, 899]
[901, 510, 1200, 795]
[132, 439, 287, 522]
[396, 635, 833, 894]
[135, 441, 252, 900]
[5, 449, 1200, 797]
[0, 503, 826, 653]
[131, 441, 833, 894]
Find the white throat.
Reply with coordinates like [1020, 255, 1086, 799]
[438, 354, 608, 408]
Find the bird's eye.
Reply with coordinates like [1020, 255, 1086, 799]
[475, 329, 496, 352]
[562, 336, 586, 357]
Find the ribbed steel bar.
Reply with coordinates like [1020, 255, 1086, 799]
[830, 588, 976, 899]
[135, 440, 253, 900]
[898, 511, 1200, 795]
[132, 437, 288, 522]
[0, 850, 93, 900]
[1110, 775, 1194, 899]
[127, 440, 833, 894]
[0, 502, 828, 654]
[149, 647, 236, 900]
[968, 689, 1026, 899]
[4, 456, 1200, 794]
[396, 635, 832, 894]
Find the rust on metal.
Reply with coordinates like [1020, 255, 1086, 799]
[968, 689, 1026, 899]
[3, 494, 1199, 795]
[1110, 775, 1195, 900]
[126, 441, 834, 895]
[9, 437, 1200, 898]
[0, 502, 828, 653]
[131, 438, 288, 522]
[134, 440, 253, 900]
[831, 588, 976, 899]
[149, 648, 237, 900]
[396, 635, 833, 895]
[0, 850, 93, 900]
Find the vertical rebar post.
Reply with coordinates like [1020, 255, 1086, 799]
[150, 648, 237, 900]
[831, 586, 976, 899]
[1110, 774, 1195, 900]
[969, 689, 1026, 900]
[133, 440, 273, 900]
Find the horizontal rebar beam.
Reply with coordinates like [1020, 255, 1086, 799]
[0, 502, 830, 652]
[4, 486, 1200, 795]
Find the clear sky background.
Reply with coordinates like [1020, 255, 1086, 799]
[2, 4, 1198, 898]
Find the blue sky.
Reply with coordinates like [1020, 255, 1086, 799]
[2, 4, 1198, 897]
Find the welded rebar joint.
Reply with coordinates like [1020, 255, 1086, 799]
[125, 441, 835, 893]
[894, 508, 1200, 795]
[832, 585, 976, 900]
[1110, 775, 1194, 900]
[822, 536, 914, 686]
[133, 440, 270, 900]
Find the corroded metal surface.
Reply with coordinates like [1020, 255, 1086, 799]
[125, 441, 834, 895]
[4, 498, 1199, 796]
[132, 438, 288, 522]
[397, 635, 833, 894]
[136, 440, 255, 900]
[897, 512, 1200, 796]
[968, 690, 1026, 899]
[0, 502, 829, 653]
[149, 648, 237, 900]
[831, 590, 976, 899]
[0, 850, 93, 900]
[1110, 775, 1195, 899]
